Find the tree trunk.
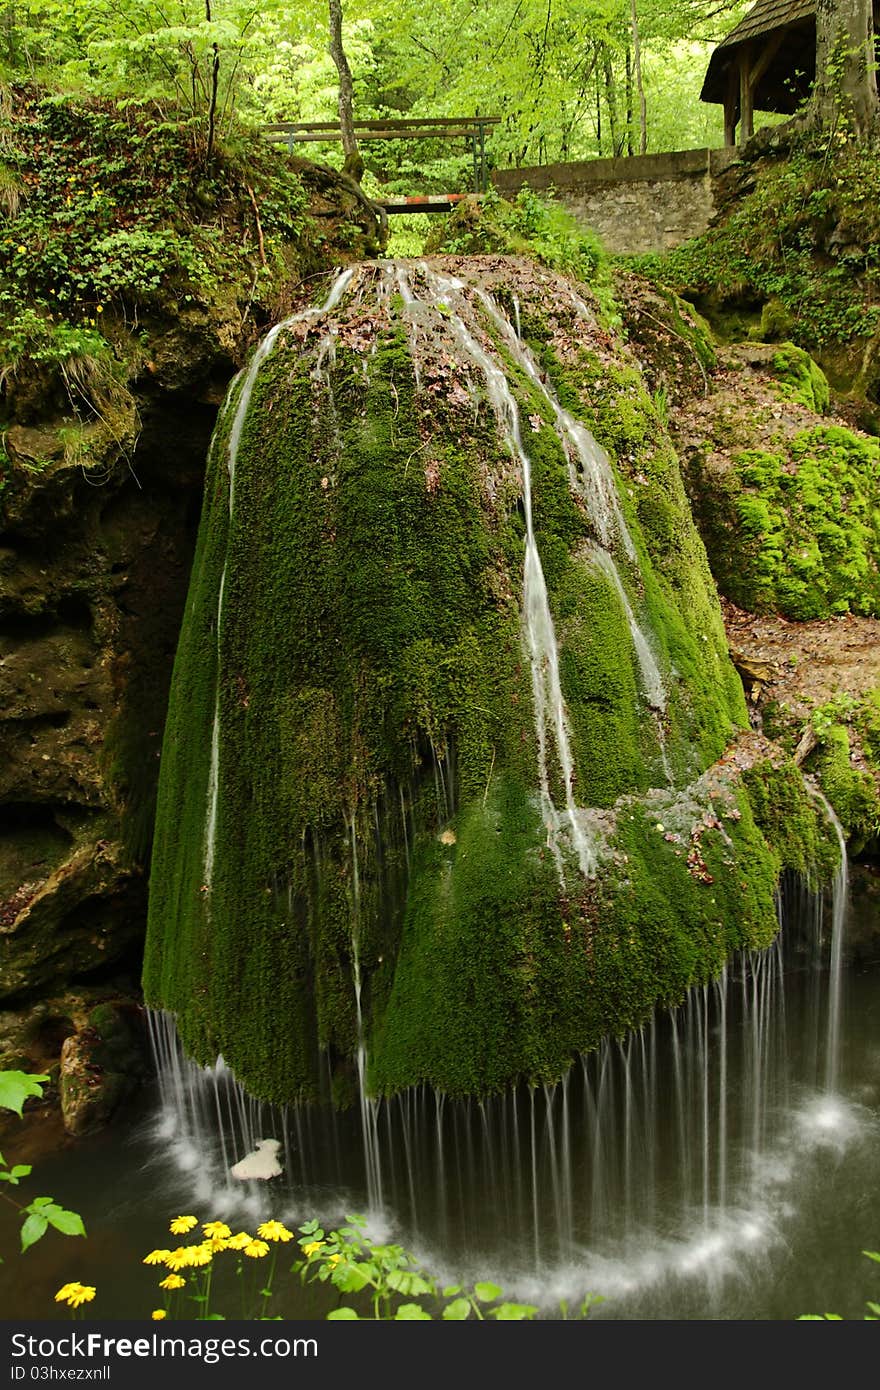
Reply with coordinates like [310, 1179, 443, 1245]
[625, 47, 634, 155]
[811, 0, 878, 136]
[328, 0, 363, 181]
[603, 45, 623, 156]
[629, 0, 648, 154]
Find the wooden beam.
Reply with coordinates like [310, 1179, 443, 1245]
[739, 46, 754, 143]
[268, 128, 491, 143]
[264, 116, 500, 133]
[748, 30, 786, 95]
[723, 60, 739, 147]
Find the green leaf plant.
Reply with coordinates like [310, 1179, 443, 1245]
[0, 1070, 86, 1258]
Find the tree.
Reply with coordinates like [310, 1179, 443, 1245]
[328, 0, 363, 180]
[811, 0, 878, 137]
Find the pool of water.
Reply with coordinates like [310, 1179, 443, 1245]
[3, 922, 878, 1323]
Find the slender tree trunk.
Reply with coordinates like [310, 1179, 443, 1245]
[811, 0, 878, 137]
[204, 0, 220, 162]
[625, 47, 634, 155]
[328, 0, 363, 181]
[629, 0, 648, 154]
[603, 46, 623, 156]
[596, 69, 603, 156]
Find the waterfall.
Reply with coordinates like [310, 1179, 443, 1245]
[812, 790, 848, 1092]
[201, 266, 356, 892]
[147, 864, 863, 1305]
[348, 812, 384, 1210]
[392, 263, 596, 878]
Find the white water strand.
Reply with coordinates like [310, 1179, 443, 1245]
[348, 813, 385, 1210]
[474, 287, 636, 561]
[202, 266, 356, 891]
[397, 263, 595, 877]
[813, 790, 849, 1092]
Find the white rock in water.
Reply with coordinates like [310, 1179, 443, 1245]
[230, 1137, 282, 1181]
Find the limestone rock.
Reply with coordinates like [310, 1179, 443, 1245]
[59, 1001, 147, 1136]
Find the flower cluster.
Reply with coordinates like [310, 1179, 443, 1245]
[54, 1283, 96, 1309]
[138, 1214, 297, 1320]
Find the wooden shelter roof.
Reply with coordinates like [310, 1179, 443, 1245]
[712, 0, 814, 51]
[700, 0, 817, 112]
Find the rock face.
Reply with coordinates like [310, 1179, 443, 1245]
[143, 256, 835, 1107]
[59, 1001, 147, 1136]
[0, 93, 380, 1119]
[0, 383, 207, 1059]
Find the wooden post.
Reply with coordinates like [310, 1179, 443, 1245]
[723, 60, 739, 146]
[739, 45, 754, 142]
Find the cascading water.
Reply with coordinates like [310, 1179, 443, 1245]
[142, 258, 874, 1318]
[813, 791, 848, 1093]
[146, 863, 868, 1315]
[391, 261, 596, 877]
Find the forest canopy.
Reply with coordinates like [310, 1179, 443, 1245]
[0, 0, 760, 175]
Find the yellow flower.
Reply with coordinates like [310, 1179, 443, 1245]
[243, 1239, 269, 1259]
[151, 1310, 167, 1321]
[169, 1215, 198, 1235]
[327, 1254, 341, 1267]
[226, 1232, 252, 1251]
[302, 1241, 324, 1257]
[202, 1221, 231, 1240]
[158, 1274, 185, 1291]
[16, 245, 25, 254]
[186, 1243, 213, 1267]
[256, 1220, 294, 1243]
[164, 1248, 192, 1272]
[143, 1249, 172, 1266]
[54, 1284, 95, 1309]
[96, 305, 104, 314]
[204, 1236, 229, 1253]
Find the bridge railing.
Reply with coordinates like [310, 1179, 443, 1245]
[262, 116, 500, 195]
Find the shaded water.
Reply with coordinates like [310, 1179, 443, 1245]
[6, 870, 874, 1322]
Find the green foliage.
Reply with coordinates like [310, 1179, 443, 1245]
[0, 1071, 86, 1260]
[0, 88, 307, 324]
[426, 187, 617, 317]
[640, 146, 880, 352]
[0, 1070, 48, 1116]
[294, 1215, 602, 1319]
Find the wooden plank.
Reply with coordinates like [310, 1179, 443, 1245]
[268, 128, 489, 143]
[264, 116, 500, 132]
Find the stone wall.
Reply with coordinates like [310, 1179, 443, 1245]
[493, 148, 740, 255]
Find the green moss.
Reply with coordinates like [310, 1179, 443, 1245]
[687, 425, 880, 620]
[634, 144, 880, 355]
[144, 274, 830, 1105]
[742, 758, 839, 881]
[771, 343, 831, 413]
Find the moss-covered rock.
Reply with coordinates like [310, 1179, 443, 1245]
[144, 256, 834, 1105]
[686, 423, 880, 620]
[0, 89, 390, 1096]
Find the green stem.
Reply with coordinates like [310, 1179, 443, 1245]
[260, 1248, 277, 1318]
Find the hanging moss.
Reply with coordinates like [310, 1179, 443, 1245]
[144, 263, 833, 1105]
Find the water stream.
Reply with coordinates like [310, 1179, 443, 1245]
[106, 857, 877, 1321]
[15, 265, 873, 1322]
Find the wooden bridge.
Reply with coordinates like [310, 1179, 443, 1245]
[263, 116, 499, 213]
